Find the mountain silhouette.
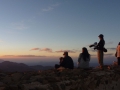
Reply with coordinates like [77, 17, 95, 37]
[0, 61, 36, 72]
[0, 59, 4, 63]
[0, 61, 54, 72]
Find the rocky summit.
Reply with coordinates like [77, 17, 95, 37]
[0, 65, 120, 90]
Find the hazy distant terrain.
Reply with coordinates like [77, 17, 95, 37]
[0, 61, 53, 72]
[0, 56, 116, 72]
[0, 59, 4, 63]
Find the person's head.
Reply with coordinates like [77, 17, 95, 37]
[63, 51, 68, 57]
[82, 47, 90, 61]
[82, 47, 88, 53]
[98, 34, 104, 40]
[59, 57, 63, 63]
[118, 42, 120, 45]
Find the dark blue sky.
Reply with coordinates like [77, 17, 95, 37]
[0, 0, 119, 65]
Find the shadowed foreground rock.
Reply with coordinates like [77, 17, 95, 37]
[0, 65, 120, 90]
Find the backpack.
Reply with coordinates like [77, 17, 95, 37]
[103, 47, 107, 52]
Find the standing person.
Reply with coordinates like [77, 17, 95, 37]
[96, 34, 105, 68]
[61, 51, 74, 69]
[115, 42, 120, 65]
[78, 47, 90, 69]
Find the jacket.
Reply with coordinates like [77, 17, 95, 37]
[78, 53, 90, 68]
[61, 56, 74, 69]
[96, 39, 105, 50]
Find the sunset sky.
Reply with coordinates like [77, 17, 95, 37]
[0, 0, 120, 66]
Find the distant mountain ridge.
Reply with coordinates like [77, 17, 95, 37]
[0, 61, 54, 72]
[0, 59, 4, 63]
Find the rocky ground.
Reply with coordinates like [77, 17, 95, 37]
[0, 65, 120, 90]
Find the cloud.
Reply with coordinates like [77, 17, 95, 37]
[89, 47, 116, 53]
[30, 48, 81, 53]
[40, 48, 52, 52]
[51, 3, 60, 7]
[104, 53, 114, 56]
[90, 53, 114, 57]
[90, 54, 96, 57]
[88, 49, 97, 52]
[2, 55, 15, 57]
[11, 22, 28, 30]
[72, 49, 81, 52]
[42, 7, 54, 11]
[42, 3, 60, 12]
[88, 41, 114, 46]
[16, 55, 46, 57]
[30, 48, 52, 52]
[1, 55, 46, 58]
[106, 41, 114, 45]
[55, 50, 76, 53]
[104, 53, 115, 58]
[107, 48, 116, 50]
[30, 48, 40, 51]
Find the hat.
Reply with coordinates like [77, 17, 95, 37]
[98, 34, 104, 38]
[63, 51, 68, 55]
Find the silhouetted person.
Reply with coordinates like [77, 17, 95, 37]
[78, 47, 90, 69]
[55, 57, 64, 69]
[96, 34, 105, 68]
[59, 57, 63, 65]
[61, 52, 74, 69]
[116, 42, 120, 65]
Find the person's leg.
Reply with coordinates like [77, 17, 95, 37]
[55, 64, 60, 69]
[97, 50, 101, 66]
[117, 58, 119, 65]
[97, 50, 103, 68]
[117, 57, 120, 65]
[101, 50, 104, 67]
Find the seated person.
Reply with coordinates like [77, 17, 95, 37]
[78, 47, 90, 69]
[60, 52, 74, 69]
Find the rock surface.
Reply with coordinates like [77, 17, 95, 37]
[0, 65, 120, 90]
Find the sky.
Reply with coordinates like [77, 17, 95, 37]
[0, 0, 120, 66]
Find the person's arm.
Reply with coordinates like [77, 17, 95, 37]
[96, 41, 101, 49]
[115, 46, 118, 57]
[60, 58, 66, 67]
[118, 46, 120, 55]
[96, 40, 104, 50]
[100, 40, 105, 47]
[78, 53, 82, 63]
[116, 46, 118, 52]
[89, 55, 90, 61]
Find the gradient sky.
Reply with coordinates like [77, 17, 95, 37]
[0, 0, 120, 65]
